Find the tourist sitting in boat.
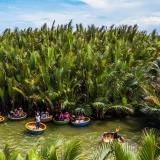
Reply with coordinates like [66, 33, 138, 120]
[75, 115, 85, 123]
[113, 126, 121, 140]
[59, 111, 64, 121]
[13, 109, 20, 118]
[81, 115, 85, 121]
[54, 113, 59, 121]
[71, 115, 76, 122]
[9, 110, 14, 117]
[64, 112, 70, 120]
[45, 111, 49, 117]
[18, 107, 24, 117]
[41, 112, 46, 118]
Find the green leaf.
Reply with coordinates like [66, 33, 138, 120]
[3, 141, 11, 159]
[8, 151, 22, 160]
[12, 87, 28, 100]
[47, 145, 57, 160]
[61, 139, 84, 160]
[0, 152, 6, 160]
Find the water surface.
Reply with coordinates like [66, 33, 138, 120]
[0, 115, 154, 157]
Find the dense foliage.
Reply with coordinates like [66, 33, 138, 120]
[0, 21, 160, 120]
[0, 128, 160, 160]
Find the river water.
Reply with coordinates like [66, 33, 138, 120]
[0, 115, 155, 158]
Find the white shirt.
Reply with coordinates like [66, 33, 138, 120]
[36, 115, 40, 122]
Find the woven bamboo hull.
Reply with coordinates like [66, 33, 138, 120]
[101, 132, 125, 143]
[25, 122, 46, 134]
[0, 116, 4, 123]
[71, 117, 90, 127]
[41, 115, 53, 123]
[8, 112, 27, 121]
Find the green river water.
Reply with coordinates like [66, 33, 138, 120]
[0, 115, 155, 158]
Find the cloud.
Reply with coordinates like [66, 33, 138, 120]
[19, 11, 98, 28]
[7, 5, 20, 9]
[78, 0, 109, 8]
[0, 0, 160, 34]
[78, 0, 142, 9]
[120, 16, 160, 31]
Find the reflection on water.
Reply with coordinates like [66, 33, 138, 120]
[0, 115, 155, 157]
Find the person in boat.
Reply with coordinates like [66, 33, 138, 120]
[45, 111, 49, 117]
[9, 110, 14, 117]
[18, 107, 24, 117]
[71, 115, 76, 122]
[113, 126, 121, 140]
[76, 115, 84, 123]
[41, 112, 46, 118]
[14, 109, 20, 118]
[64, 112, 70, 120]
[80, 115, 85, 122]
[35, 113, 41, 129]
[59, 111, 64, 121]
[54, 113, 59, 121]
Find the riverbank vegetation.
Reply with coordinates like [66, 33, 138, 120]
[0, 128, 160, 160]
[0, 21, 160, 123]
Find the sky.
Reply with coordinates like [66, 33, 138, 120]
[0, 0, 160, 34]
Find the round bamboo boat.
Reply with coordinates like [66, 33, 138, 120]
[25, 122, 46, 134]
[8, 112, 27, 121]
[0, 116, 4, 123]
[41, 115, 53, 123]
[71, 117, 90, 127]
[53, 119, 70, 125]
[101, 131, 125, 144]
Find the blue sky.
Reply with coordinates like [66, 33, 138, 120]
[0, 0, 160, 34]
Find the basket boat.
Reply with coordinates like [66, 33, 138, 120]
[8, 112, 27, 121]
[71, 117, 90, 127]
[101, 131, 125, 143]
[0, 116, 4, 123]
[25, 122, 46, 134]
[41, 115, 53, 123]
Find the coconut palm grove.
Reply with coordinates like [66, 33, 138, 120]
[0, 21, 160, 159]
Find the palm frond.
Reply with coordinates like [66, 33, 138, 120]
[108, 104, 134, 114]
[144, 96, 160, 105]
[113, 141, 136, 160]
[60, 139, 84, 160]
[8, 151, 22, 160]
[74, 106, 91, 116]
[91, 143, 111, 160]
[137, 128, 160, 160]
[3, 141, 11, 159]
[47, 145, 57, 160]
[25, 149, 41, 160]
[12, 87, 28, 100]
[0, 152, 6, 160]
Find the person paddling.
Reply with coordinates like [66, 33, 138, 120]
[113, 126, 120, 140]
[35, 113, 41, 129]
